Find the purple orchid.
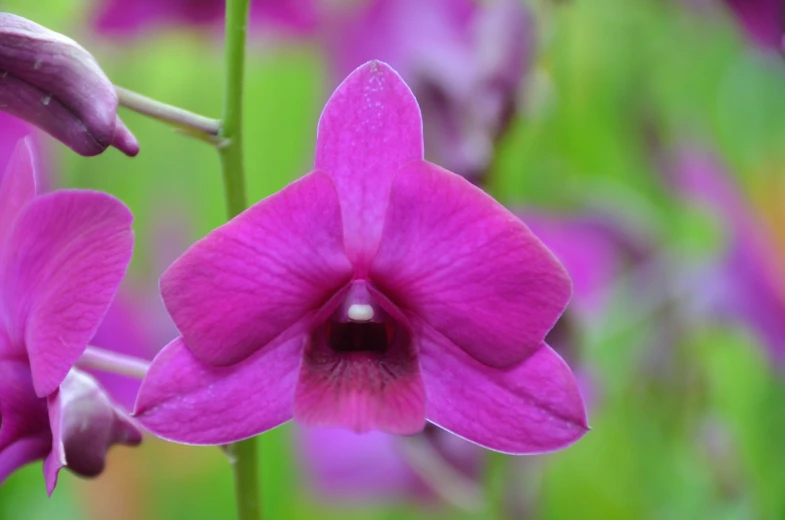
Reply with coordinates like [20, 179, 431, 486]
[93, 0, 318, 38]
[721, 0, 785, 53]
[667, 146, 785, 364]
[0, 14, 139, 157]
[296, 213, 644, 507]
[0, 139, 139, 494]
[324, 0, 533, 181]
[135, 61, 587, 454]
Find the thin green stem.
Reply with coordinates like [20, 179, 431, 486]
[228, 438, 261, 520]
[219, 0, 250, 219]
[115, 86, 222, 140]
[484, 451, 509, 519]
[220, 0, 256, 518]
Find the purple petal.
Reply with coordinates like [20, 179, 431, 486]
[134, 335, 303, 445]
[0, 437, 50, 488]
[0, 191, 133, 397]
[371, 160, 571, 368]
[0, 14, 136, 156]
[314, 61, 423, 269]
[161, 170, 351, 367]
[0, 360, 49, 453]
[0, 139, 36, 256]
[417, 322, 589, 454]
[0, 360, 50, 485]
[44, 370, 142, 495]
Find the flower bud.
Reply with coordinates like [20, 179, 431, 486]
[49, 370, 143, 478]
[0, 13, 138, 156]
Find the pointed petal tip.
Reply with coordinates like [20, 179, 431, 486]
[112, 117, 140, 157]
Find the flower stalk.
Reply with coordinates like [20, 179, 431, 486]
[218, 0, 250, 219]
[77, 346, 150, 380]
[219, 0, 258, 519]
[116, 86, 222, 141]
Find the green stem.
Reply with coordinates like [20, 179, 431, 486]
[220, 0, 257, 519]
[219, 0, 250, 219]
[228, 438, 261, 520]
[115, 86, 222, 140]
[484, 451, 509, 520]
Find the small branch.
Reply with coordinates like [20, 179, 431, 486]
[76, 346, 150, 380]
[115, 86, 222, 139]
[398, 435, 484, 513]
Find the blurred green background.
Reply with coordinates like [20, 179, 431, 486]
[2, 0, 785, 518]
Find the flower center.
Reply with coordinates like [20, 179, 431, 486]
[326, 320, 394, 354]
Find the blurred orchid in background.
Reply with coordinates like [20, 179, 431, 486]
[135, 61, 587, 453]
[666, 146, 785, 364]
[323, 0, 533, 182]
[0, 139, 139, 494]
[299, 425, 483, 509]
[93, 0, 319, 38]
[0, 14, 138, 156]
[720, 0, 785, 53]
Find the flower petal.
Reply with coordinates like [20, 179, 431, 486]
[371, 161, 571, 367]
[0, 138, 36, 246]
[418, 322, 588, 454]
[0, 191, 134, 397]
[0, 360, 51, 487]
[0, 360, 49, 453]
[134, 334, 303, 445]
[0, 437, 50, 488]
[315, 60, 423, 268]
[160, 170, 352, 366]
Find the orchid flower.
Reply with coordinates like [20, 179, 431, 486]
[297, 213, 641, 506]
[324, 0, 533, 181]
[0, 139, 139, 494]
[93, 0, 318, 38]
[136, 61, 588, 454]
[0, 14, 138, 157]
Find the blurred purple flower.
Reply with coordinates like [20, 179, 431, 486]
[324, 0, 534, 181]
[136, 61, 587, 453]
[0, 140, 138, 494]
[0, 14, 138, 157]
[668, 147, 785, 363]
[721, 0, 785, 53]
[93, 0, 318, 38]
[299, 424, 482, 506]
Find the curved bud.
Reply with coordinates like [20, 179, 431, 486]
[0, 13, 138, 157]
[45, 369, 142, 493]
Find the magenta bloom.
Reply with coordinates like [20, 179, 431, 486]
[324, 0, 533, 181]
[0, 140, 138, 494]
[136, 61, 587, 453]
[93, 0, 318, 38]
